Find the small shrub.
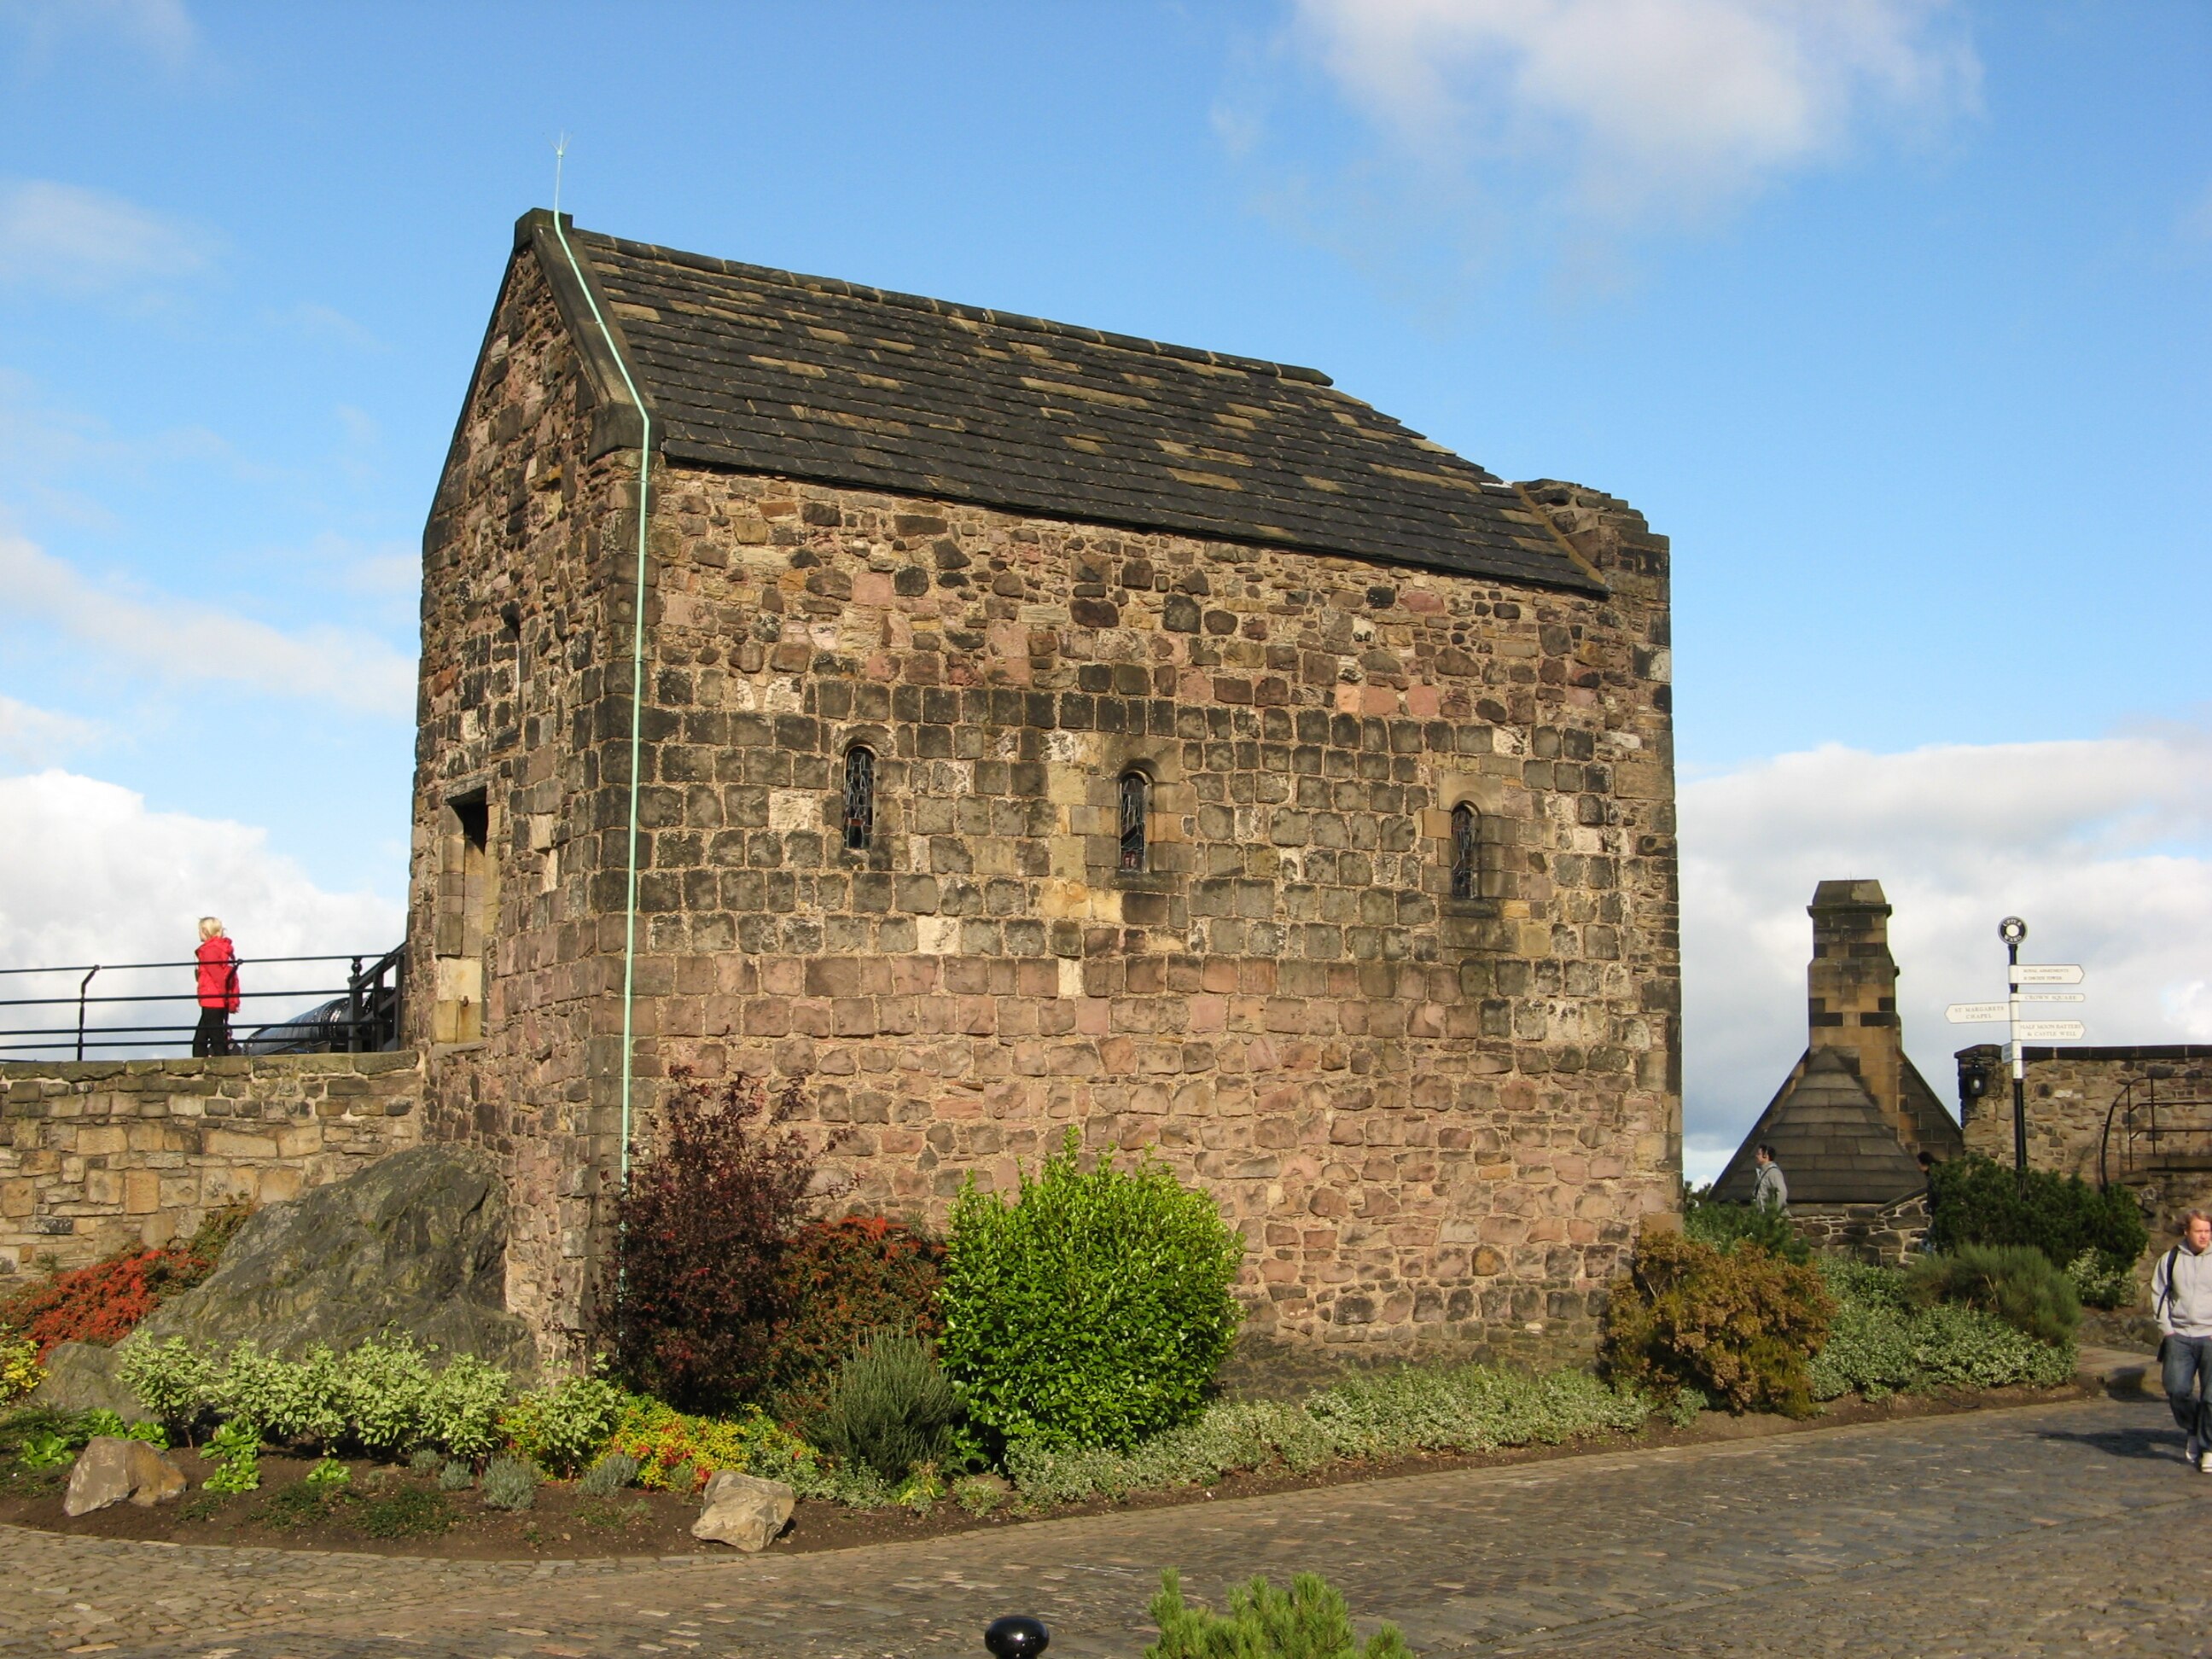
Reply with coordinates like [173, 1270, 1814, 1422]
[420, 1351, 510, 1460]
[480, 1453, 538, 1511]
[1666, 1386, 1708, 1428]
[2067, 1249, 2137, 1311]
[502, 1370, 626, 1476]
[766, 1216, 944, 1419]
[0, 1246, 213, 1357]
[1683, 1189, 1810, 1263]
[355, 1487, 452, 1539]
[940, 1130, 1245, 1452]
[812, 1330, 962, 1485]
[76, 1408, 164, 1447]
[1146, 1569, 1412, 1659]
[600, 1070, 824, 1412]
[577, 1449, 641, 1497]
[303, 1457, 350, 1490]
[119, 1336, 218, 1435]
[1906, 1245, 2080, 1347]
[437, 1458, 474, 1492]
[334, 1335, 436, 1455]
[202, 1419, 261, 1493]
[258, 1481, 330, 1530]
[1928, 1155, 2148, 1271]
[0, 1336, 43, 1404]
[183, 1200, 255, 1263]
[1600, 1230, 1832, 1417]
[602, 1393, 822, 1495]
[408, 1447, 444, 1476]
[952, 1472, 1008, 1516]
[19, 1429, 73, 1470]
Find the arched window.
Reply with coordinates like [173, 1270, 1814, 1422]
[843, 746, 876, 851]
[1118, 770, 1150, 872]
[1450, 802, 1478, 899]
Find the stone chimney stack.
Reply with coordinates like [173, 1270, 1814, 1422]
[1807, 879, 1906, 1143]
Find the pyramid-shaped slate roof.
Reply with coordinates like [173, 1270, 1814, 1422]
[1711, 1048, 1928, 1206]
[509, 211, 1604, 594]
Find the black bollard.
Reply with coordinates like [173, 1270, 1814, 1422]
[984, 1615, 1051, 1659]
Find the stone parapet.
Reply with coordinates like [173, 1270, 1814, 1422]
[0, 1053, 423, 1272]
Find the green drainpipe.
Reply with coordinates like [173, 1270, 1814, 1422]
[549, 210, 650, 1186]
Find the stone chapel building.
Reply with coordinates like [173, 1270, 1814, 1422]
[405, 210, 1682, 1369]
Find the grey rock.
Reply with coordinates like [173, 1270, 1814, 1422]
[690, 1470, 795, 1551]
[136, 1145, 537, 1379]
[28, 1342, 157, 1421]
[63, 1437, 185, 1516]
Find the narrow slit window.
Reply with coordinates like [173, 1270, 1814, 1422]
[1450, 803, 1478, 899]
[843, 747, 876, 852]
[1118, 770, 1149, 872]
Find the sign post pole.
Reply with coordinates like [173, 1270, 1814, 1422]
[2000, 917, 2029, 1179]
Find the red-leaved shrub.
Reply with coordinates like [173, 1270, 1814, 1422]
[600, 1069, 824, 1412]
[0, 1247, 212, 1358]
[765, 1215, 943, 1419]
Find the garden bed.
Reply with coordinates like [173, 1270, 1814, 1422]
[0, 1378, 2102, 1561]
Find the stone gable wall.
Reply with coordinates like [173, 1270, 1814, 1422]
[413, 243, 1683, 1368]
[0, 1055, 422, 1275]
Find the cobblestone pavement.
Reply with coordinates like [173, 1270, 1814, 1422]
[9, 1394, 2209, 1659]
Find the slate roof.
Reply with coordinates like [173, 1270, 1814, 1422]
[1711, 1049, 1930, 1207]
[533, 214, 1602, 593]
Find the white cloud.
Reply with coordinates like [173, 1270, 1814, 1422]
[1289, 0, 1979, 219]
[0, 178, 215, 295]
[0, 769, 401, 1054]
[0, 694, 102, 765]
[0, 530, 416, 717]
[0, 0, 199, 70]
[1679, 727, 2212, 1161]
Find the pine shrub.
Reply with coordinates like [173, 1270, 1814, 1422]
[1600, 1229, 1832, 1417]
[1927, 1154, 2147, 1272]
[812, 1330, 962, 1484]
[577, 1449, 641, 1497]
[939, 1131, 1243, 1452]
[1146, 1569, 1412, 1659]
[599, 1069, 820, 1411]
[1906, 1244, 2080, 1347]
[765, 1216, 943, 1418]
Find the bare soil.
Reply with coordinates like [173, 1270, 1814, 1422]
[0, 1379, 2110, 1562]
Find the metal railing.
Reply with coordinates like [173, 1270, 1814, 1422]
[0, 946, 405, 1060]
[2100, 1074, 2212, 1187]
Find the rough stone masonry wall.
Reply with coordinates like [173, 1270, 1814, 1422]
[577, 463, 1680, 1368]
[407, 251, 638, 1345]
[0, 1055, 422, 1275]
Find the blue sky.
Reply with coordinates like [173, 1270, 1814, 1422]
[1, 2, 2206, 1161]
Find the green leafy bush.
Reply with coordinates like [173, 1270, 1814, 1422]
[1683, 1189, 1810, 1263]
[1906, 1245, 2079, 1346]
[601, 1393, 825, 1495]
[303, 1457, 349, 1490]
[812, 1330, 962, 1485]
[501, 1371, 626, 1476]
[578, 1449, 641, 1497]
[765, 1216, 943, 1419]
[940, 1131, 1244, 1452]
[1146, 1569, 1412, 1659]
[479, 1453, 538, 1511]
[2067, 1249, 2137, 1310]
[0, 1336, 42, 1403]
[202, 1419, 260, 1493]
[1928, 1155, 2147, 1272]
[1002, 1362, 1649, 1508]
[1600, 1229, 1832, 1417]
[1811, 1257, 2078, 1400]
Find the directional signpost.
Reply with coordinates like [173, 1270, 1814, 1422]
[1945, 916, 2087, 1176]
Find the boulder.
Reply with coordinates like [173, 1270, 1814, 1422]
[690, 1470, 795, 1551]
[136, 1145, 537, 1379]
[29, 1342, 158, 1421]
[63, 1437, 186, 1516]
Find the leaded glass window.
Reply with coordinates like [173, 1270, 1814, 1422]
[843, 747, 875, 852]
[1451, 802, 1478, 899]
[1118, 770, 1149, 872]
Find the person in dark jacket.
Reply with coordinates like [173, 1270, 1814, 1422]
[193, 917, 240, 1057]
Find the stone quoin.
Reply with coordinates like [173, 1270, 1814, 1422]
[406, 211, 1684, 1371]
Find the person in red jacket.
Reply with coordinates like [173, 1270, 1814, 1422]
[193, 917, 241, 1057]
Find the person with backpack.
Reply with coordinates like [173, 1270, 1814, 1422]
[2152, 1209, 2212, 1470]
[1752, 1144, 1788, 1211]
[192, 917, 241, 1057]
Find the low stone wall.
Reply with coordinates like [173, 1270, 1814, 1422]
[1791, 1196, 1928, 1266]
[0, 1055, 423, 1274]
